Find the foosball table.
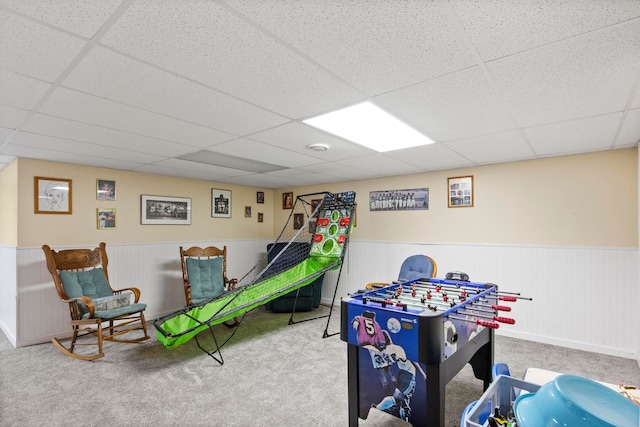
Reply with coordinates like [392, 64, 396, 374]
[341, 277, 522, 427]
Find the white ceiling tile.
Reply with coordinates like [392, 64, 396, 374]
[39, 87, 233, 146]
[0, 105, 27, 128]
[297, 162, 384, 181]
[10, 131, 167, 164]
[0, 10, 86, 81]
[631, 86, 640, 109]
[23, 114, 202, 157]
[3, 143, 144, 170]
[0, 72, 51, 110]
[452, 0, 640, 61]
[375, 67, 516, 141]
[383, 144, 473, 171]
[0, 0, 123, 38]
[134, 164, 234, 183]
[0, 127, 13, 141]
[219, 173, 299, 189]
[225, 0, 477, 96]
[443, 130, 536, 164]
[0, 153, 15, 163]
[249, 122, 376, 160]
[100, 0, 362, 118]
[64, 47, 288, 135]
[616, 108, 640, 147]
[210, 139, 323, 168]
[336, 153, 423, 176]
[523, 113, 622, 156]
[487, 20, 640, 128]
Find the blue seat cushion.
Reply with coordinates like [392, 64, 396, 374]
[186, 256, 224, 302]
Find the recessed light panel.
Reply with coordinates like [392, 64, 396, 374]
[304, 102, 435, 152]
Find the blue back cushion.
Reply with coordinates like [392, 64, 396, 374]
[398, 255, 435, 281]
[186, 256, 224, 301]
[59, 268, 113, 300]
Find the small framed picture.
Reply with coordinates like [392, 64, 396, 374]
[311, 198, 323, 217]
[97, 208, 116, 229]
[97, 179, 116, 200]
[245, 206, 252, 218]
[212, 189, 231, 218]
[34, 176, 72, 214]
[283, 192, 293, 209]
[448, 175, 474, 208]
[293, 213, 304, 230]
[257, 191, 264, 204]
[258, 212, 264, 223]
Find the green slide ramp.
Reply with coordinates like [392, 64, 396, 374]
[155, 256, 339, 348]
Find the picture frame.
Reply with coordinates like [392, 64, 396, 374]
[97, 208, 116, 229]
[311, 198, 323, 218]
[369, 188, 429, 211]
[141, 195, 191, 225]
[283, 192, 293, 209]
[257, 212, 264, 223]
[212, 189, 231, 218]
[244, 206, 252, 218]
[34, 176, 72, 214]
[96, 179, 116, 201]
[256, 191, 264, 204]
[448, 175, 474, 208]
[293, 213, 304, 230]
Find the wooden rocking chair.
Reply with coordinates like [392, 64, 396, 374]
[180, 245, 239, 327]
[42, 242, 149, 361]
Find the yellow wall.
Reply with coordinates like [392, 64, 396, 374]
[11, 148, 638, 248]
[276, 149, 638, 247]
[0, 160, 18, 246]
[17, 158, 274, 246]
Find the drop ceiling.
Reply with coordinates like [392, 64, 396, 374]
[1, 0, 639, 189]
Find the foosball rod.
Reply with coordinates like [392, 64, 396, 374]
[484, 293, 533, 302]
[456, 309, 516, 324]
[376, 290, 501, 314]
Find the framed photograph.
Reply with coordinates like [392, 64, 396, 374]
[369, 188, 429, 211]
[97, 208, 116, 229]
[448, 175, 474, 208]
[34, 176, 72, 214]
[283, 192, 293, 209]
[244, 206, 252, 218]
[258, 212, 264, 223]
[97, 179, 116, 200]
[141, 195, 191, 225]
[293, 213, 304, 230]
[212, 189, 231, 218]
[256, 191, 264, 204]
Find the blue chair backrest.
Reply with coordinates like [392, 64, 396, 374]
[398, 255, 436, 281]
[492, 362, 511, 381]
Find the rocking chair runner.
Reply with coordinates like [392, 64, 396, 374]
[42, 242, 149, 361]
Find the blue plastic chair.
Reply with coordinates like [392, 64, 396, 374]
[460, 400, 491, 427]
[492, 362, 511, 381]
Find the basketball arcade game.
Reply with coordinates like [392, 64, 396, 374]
[341, 278, 523, 427]
[154, 191, 356, 363]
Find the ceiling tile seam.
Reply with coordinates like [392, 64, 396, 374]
[94, 44, 292, 123]
[443, 0, 538, 158]
[608, 61, 640, 148]
[10, 128, 173, 163]
[0, 0, 136, 154]
[25, 110, 231, 152]
[216, 0, 372, 102]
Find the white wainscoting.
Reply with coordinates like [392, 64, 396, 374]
[0, 245, 17, 345]
[321, 241, 639, 359]
[11, 240, 639, 360]
[14, 240, 270, 347]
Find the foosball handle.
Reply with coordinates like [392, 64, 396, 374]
[477, 320, 500, 329]
[498, 295, 517, 302]
[493, 316, 515, 325]
[491, 304, 511, 312]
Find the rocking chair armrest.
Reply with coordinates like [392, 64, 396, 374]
[113, 287, 142, 303]
[63, 296, 96, 318]
[225, 277, 238, 290]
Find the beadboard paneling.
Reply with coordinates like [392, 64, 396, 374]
[10, 240, 639, 359]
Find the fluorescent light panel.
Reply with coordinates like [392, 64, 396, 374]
[304, 102, 435, 152]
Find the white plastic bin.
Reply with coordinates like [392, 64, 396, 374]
[464, 375, 541, 427]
